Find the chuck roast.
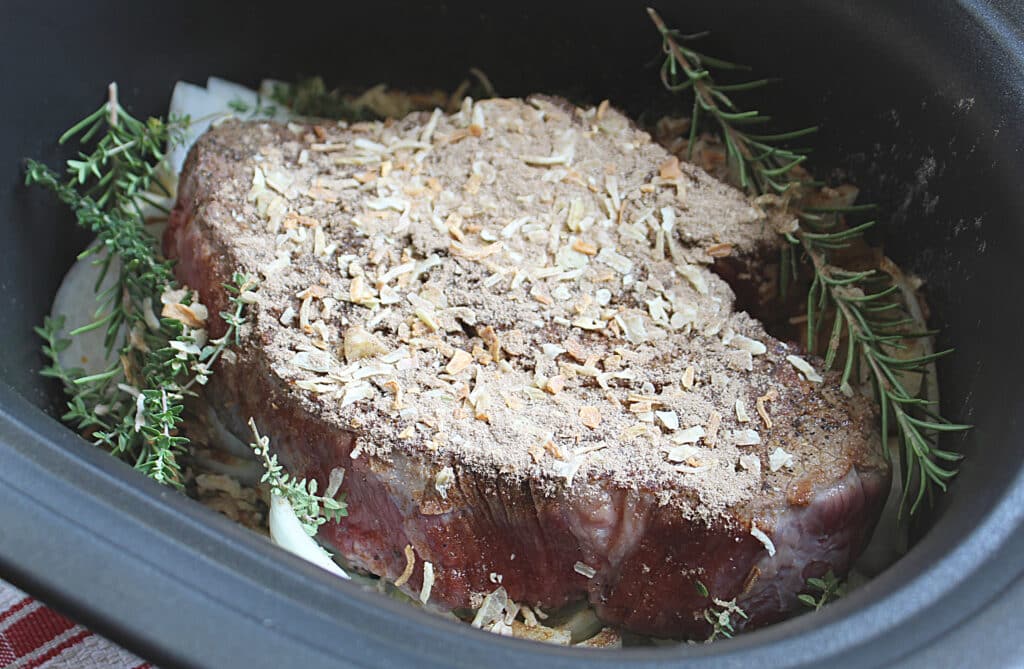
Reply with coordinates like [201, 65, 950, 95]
[164, 97, 889, 638]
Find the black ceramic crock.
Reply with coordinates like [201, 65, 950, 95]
[1, 1, 1022, 667]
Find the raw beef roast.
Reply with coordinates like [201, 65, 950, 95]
[164, 96, 889, 638]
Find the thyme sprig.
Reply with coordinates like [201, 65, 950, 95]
[25, 84, 185, 355]
[60, 83, 186, 214]
[248, 419, 348, 535]
[693, 581, 748, 641]
[703, 598, 748, 642]
[27, 84, 255, 488]
[35, 273, 255, 487]
[29, 80, 355, 546]
[798, 571, 846, 611]
[648, 8, 968, 514]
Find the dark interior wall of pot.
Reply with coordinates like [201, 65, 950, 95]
[2, 0, 1022, 579]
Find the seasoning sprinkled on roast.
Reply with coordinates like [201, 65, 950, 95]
[165, 96, 889, 638]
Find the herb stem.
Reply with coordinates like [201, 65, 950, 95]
[107, 82, 119, 126]
[647, 8, 968, 514]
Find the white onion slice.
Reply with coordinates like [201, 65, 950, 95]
[51, 221, 167, 376]
[50, 249, 123, 376]
[206, 77, 260, 110]
[189, 449, 264, 487]
[167, 81, 228, 175]
[557, 604, 603, 643]
[207, 77, 291, 122]
[268, 493, 349, 579]
[169, 77, 294, 175]
[200, 402, 263, 460]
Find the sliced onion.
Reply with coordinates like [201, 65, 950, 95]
[168, 77, 294, 176]
[206, 77, 261, 111]
[167, 81, 229, 175]
[200, 402, 264, 460]
[189, 448, 264, 487]
[50, 220, 167, 377]
[268, 493, 349, 579]
[51, 248, 123, 376]
[554, 603, 603, 643]
[207, 77, 291, 122]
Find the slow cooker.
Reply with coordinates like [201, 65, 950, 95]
[1, 1, 1022, 666]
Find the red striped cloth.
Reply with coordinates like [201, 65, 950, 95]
[0, 581, 149, 669]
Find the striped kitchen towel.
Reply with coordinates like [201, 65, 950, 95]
[0, 580, 150, 669]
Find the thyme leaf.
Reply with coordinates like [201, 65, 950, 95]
[27, 83, 253, 489]
[798, 570, 846, 611]
[28, 80, 355, 544]
[247, 418, 348, 536]
[703, 598, 748, 642]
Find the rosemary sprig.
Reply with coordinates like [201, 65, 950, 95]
[647, 9, 816, 195]
[798, 571, 846, 611]
[802, 246, 966, 513]
[648, 8, 968, 514]
[248, 419, 348, 535]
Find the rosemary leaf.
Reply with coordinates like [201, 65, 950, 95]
[647, 8, 969, 515]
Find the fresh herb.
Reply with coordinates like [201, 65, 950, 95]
[26, 83, 254, 488]
[53, 83, 186, 213]
[648, 8, 968, 515]
[247, 418, 348, 535]
[28, 81, 354, 545]
[35, 273, 256, 487]
[227, 95, 280, 119]
[647, 10, 816, 194]
[268, 76, 379, 121]
[694, 579, 747, 641]
[703, 598, 748, 641]
[798, 571, 846, 611]
[267, 69, 498, 123]
[801, 244, 966, 515]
